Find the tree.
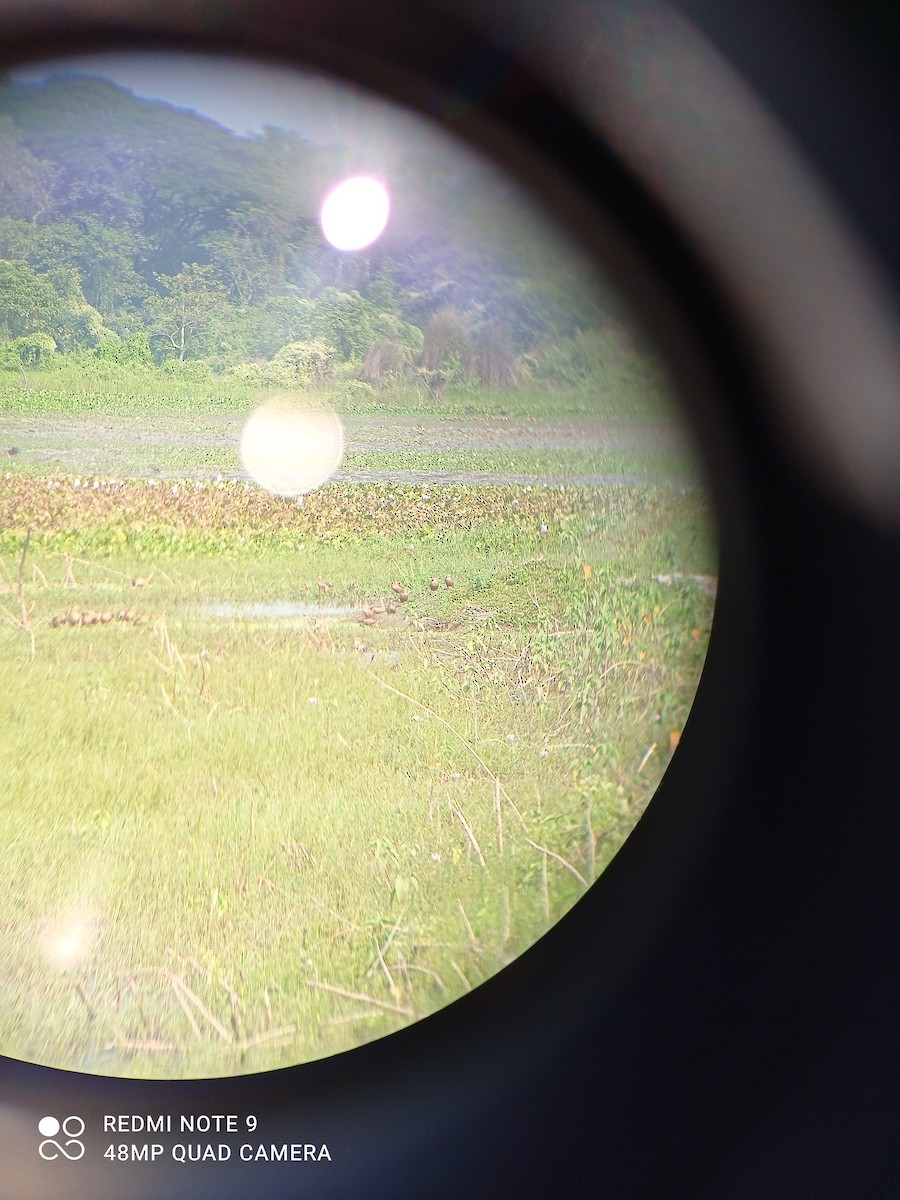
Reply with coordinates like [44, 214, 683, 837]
[0, 216, 36, 260]
[31, 218, 150, 320]
[0, 259, 59, 339]
[144, 263, 229, 361]
[0, 116, 57, 224]
[475, 319, 522, 388]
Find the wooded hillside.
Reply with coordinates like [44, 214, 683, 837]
[0, 72, 637, 395]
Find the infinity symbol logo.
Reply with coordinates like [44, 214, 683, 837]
[38, 1115, 85, 1160]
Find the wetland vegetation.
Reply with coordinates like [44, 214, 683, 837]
[0, 65, 716, 1077]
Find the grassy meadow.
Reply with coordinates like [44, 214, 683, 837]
[0, 370, 716, 1078]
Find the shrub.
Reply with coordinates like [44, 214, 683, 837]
[269, 339, 336, 385]
[362, 339, 414, 384]
[10, 331, 58, 366]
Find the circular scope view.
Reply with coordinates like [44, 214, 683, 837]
[0, 55, 716, 1078]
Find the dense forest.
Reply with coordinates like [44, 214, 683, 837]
[0, 72, 637, 398]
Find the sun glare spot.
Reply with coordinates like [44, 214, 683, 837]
[240, 398, 344, 496]
[42, 913, 99, 970]
[320, 176, 390, 251]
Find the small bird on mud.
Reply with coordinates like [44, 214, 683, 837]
[429, 578, 440, 591]
[445, 575, 455, 588]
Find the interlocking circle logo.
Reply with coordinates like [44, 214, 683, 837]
[38, 1115, 85, 1160]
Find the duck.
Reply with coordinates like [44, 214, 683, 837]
[445, 575, 455, 588]
[429, 578, 440, 591]
[390, 581, 405, 595]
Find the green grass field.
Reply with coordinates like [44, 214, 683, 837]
[0, 371, 716, 1079]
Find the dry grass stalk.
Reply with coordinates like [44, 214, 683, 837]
[405, 964, 447, 992]
[236, 1025, 296, 1049]
[495, 777, 504, 856]
[585, 803, 596, 879]
[310, 896, 365, 937]
[456, 899, 480, 952]
[221, 979, 243, 1040]
[371, 934, 398, 995]
[307, 979, 413, 1017]
[169, 973, 233, 1043]
[449, 801, 486, 868]
[449, 960, 472, 991]
[636, 742, 658, 773]
[172, 982, 203, 1039]
[17, 530, 35, 659]
[73, 981, 98, 1022]
[524, 835, 589, 888]
[106, 1038, 180, 1053]
[369, 671, 526, 828]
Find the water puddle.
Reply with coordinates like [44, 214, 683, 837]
[200, 601, 358, 619]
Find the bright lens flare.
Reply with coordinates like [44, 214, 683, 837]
[240, 399, 344, 496]
[320, 176, 390, 251]
[41, 911, 99, 970]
